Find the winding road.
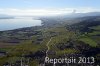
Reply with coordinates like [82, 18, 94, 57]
[39, 37, 53, 66]
[46, 37, 53, 57]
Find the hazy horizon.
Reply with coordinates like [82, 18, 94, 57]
[0, 0, 100, 31]
[0, 0, 100, 16]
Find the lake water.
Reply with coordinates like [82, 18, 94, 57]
[0, 17, 42, 31]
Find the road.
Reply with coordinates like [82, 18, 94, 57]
[46, 37, 53, 57]
[39, 37, 53, 66]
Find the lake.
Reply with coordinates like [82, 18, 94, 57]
[0, 17, 42, 31]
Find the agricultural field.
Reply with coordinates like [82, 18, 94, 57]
[0, 16, 100, 66]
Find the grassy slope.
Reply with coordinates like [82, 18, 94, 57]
[44, 26, 78, 57]
[0, 18, 100, 65]
[78, 25, 100, 47]
[79, 37, 97, 47]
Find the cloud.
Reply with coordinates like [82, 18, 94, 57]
[0, 7, 100, 16]
[74, 7, 100, 13]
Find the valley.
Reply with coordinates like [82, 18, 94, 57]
[0, 15, 100, 66]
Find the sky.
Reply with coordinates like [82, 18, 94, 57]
[0, 0, 100, 16]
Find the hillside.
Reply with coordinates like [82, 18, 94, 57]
[0, 16, 100, 66]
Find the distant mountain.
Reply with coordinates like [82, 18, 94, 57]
[62, 12, 100, 18]
[68, 16, 100, 32]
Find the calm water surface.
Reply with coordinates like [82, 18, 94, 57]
[0, 17, 42, 31]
